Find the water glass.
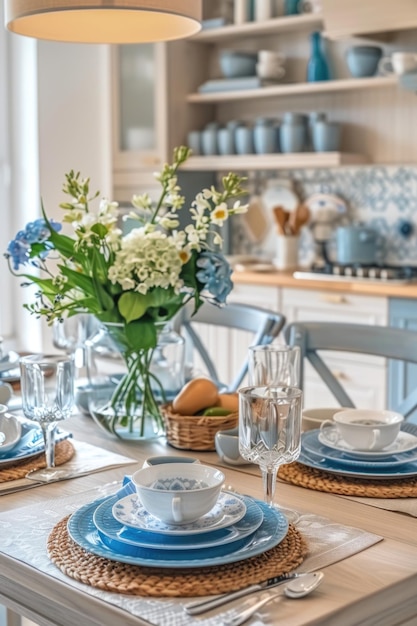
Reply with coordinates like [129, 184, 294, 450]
[239, 385, 302, 507]
[248, 344, 301, 386]
[20, 354, 75, 473]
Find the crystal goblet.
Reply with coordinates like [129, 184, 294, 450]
[248, 344, 300, 387]
[19, 354, 75, 475]
[238, 385, 302, 508]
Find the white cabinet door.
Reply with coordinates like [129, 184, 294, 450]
[282, 287, 389, 409]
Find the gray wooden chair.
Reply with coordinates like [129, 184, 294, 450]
[173, 302, 286, 392]
[285, 321, 417, 420]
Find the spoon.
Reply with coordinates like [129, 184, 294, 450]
[222, 572, 324, 626]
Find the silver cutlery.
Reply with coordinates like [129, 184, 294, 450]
[183, 571, 314, 615]
[222, 572, 324, 626]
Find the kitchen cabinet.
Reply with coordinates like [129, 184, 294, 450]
[281, 287, 388, 408]
[389, 298, 417, 424]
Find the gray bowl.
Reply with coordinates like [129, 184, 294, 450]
[346, 45, 383, 78]
[219, 50, 258, 78]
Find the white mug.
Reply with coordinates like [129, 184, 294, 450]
[379, 52, 417, 76]
[320, 409, 404, 451]
[258, 50, 286, 65]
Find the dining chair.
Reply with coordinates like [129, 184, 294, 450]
[173, 302, 286, 392]
[285, 321, 417, 420]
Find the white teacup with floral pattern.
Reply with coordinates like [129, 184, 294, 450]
[320, 409, 404, 451]
[132, 463, 224, 524]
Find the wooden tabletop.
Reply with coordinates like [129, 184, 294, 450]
[1, 415, 417, 626]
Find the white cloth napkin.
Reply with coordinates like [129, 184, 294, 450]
[0, 440, 137, 495]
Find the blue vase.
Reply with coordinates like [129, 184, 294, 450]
[307, 32, 330, 82]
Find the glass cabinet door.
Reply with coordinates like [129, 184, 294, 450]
[112, 43, 167, 171]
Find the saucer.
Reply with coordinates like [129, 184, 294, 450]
[319, 426, 417, 458]
[112, 491, 247, 535]
[0, 413, 21, 453]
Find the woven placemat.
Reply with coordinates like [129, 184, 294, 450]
[47, 517, 308, 597]
[279, 462, 417, 498]
[0, 440, 75, 483]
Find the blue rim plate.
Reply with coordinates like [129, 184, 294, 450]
[93, 494, 262, 551]
[298, 448, 417, 479]
[302, 429, 417, 468]
[67, 496, 288, 568]
[112, 491, 246, 535]
[0, 422, 70, 467]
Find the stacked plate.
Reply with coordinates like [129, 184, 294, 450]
[67, 485, 289, 569]
[298, 425, 417, 479]
[0, 421, 69, 469]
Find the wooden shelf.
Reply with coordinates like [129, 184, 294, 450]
[180, 152, 368, 172]
[193, 14, 323, 43]
[187, 76, 398, 104]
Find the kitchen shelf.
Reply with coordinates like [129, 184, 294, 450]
[180, 152, 368, 172]
[193, 14, 323, 43]
[187, 75, 398, 104]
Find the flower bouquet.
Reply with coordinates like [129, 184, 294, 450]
[5, 147, 248, 439]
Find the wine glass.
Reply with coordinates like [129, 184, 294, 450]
[238, 385, 302, 510]
[19, 354, 75, 476]
[248, 344, 300, 387]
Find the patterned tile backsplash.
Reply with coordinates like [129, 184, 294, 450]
[231, 165, 417, 267]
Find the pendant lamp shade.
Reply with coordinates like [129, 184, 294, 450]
[5, 0, 202, 43]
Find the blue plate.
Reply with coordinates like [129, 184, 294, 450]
[93, 494, 263, 551]
[298, 448, 417, 479]
[0, 421, 70, 467]
[302, 429, 417, 468]
[68, 496, 288, 568]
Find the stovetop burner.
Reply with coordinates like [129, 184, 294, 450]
[293, 264, 417, 283]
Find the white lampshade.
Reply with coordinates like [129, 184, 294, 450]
[5, 0, 202, 43]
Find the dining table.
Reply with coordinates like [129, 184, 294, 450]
[1, 412, 417, 626]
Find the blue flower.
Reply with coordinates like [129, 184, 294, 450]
[196, 252, 233, 304]
[6, 219, 62, 270]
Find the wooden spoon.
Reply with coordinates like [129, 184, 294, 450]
[272, 205, 291, 235]
[290, 203, 310, 236]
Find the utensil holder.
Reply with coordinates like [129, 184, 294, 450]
[274, 235, 300, 270]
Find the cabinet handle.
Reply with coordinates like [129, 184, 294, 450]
[331, 370, 350, 381]
[320, 294, 348, 304]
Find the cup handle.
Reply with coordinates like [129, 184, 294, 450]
[172, 496, 183, 523]
[378, 56, 393, 75]
[369, 428, 381, 450]
[319, 419, 339, 442]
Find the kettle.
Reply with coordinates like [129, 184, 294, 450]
[336, 225, 380, 265]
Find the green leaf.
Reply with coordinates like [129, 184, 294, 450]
[91, 223, 108, 238]
[125, 320, 158, 351]
[118, 292, 149, 323]
[59, 265, 97, 296]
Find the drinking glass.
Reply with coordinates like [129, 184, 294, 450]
[248, 344, 300, 387]
[238, 385, 302, 508]
[20, 354, 75, 475]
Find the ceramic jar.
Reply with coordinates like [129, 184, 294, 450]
[253, 118, 278, 154]
[280, 113, 307, 153]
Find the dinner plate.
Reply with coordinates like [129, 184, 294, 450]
[318, 426, 417, 458]
[112, 491, 247, 535]
[298, 449, 417, 479]
[68, 496, 288, 568]
[0, 422, 70, 468]
[302, 430, 417, 468]
[93, 494, 263, 554]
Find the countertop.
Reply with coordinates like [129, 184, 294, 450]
[232, 268, 417, 299]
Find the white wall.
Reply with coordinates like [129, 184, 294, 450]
[7, 39, 113, 351]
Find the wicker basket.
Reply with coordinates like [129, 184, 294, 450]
[161, 404, 238, 451]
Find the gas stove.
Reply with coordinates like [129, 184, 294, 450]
[293, 264, 417, 284]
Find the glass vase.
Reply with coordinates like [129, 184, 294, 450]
[85, 321, 185, 440]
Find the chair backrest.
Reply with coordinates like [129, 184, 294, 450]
[174, 302, 286, 392]
[285, 321, 417, 419]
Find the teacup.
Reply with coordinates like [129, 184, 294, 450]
[321, 408, 404, 451]
[132, 463, 224, 524]
[379, 52, 417, 76]
[215, 426, 250, 465]
[302, 407, 350, 432]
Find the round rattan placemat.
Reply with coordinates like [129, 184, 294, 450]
[0, 440, 75, 482]
[279, 462, 417, 498]
[47, 518, 308, 597]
